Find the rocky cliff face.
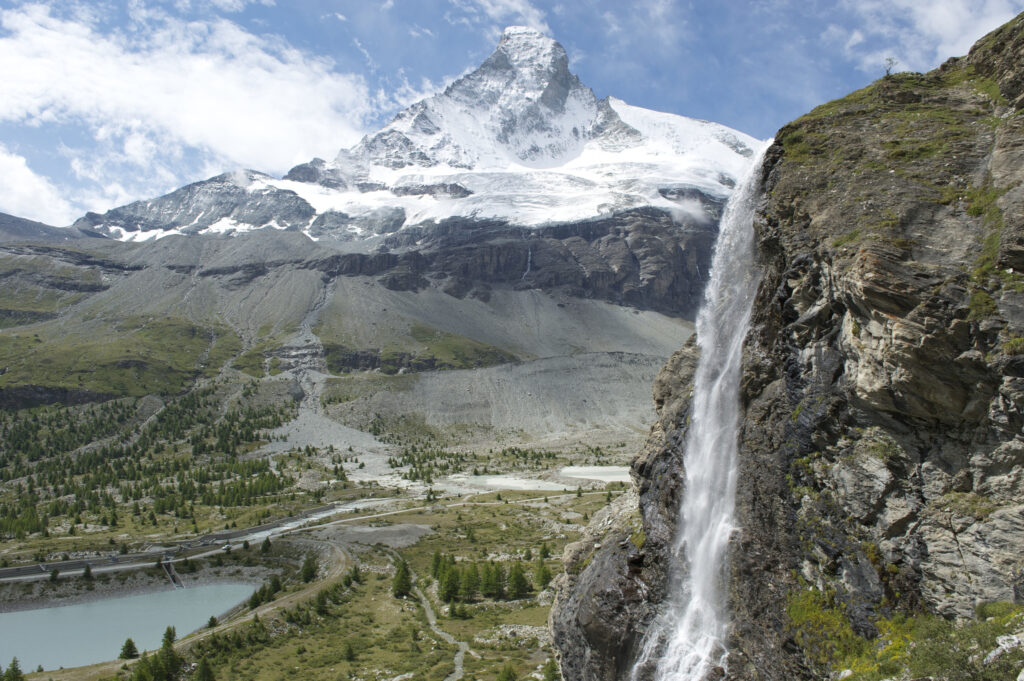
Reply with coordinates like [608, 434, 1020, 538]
[552, 13, 1024, 681]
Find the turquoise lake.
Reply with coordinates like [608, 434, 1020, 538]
[0, 583, 254, 672]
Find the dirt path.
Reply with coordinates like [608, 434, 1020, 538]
[23, 490, 615, 681]
[413, 582, 476, 681]
[383, 548, 477, 681]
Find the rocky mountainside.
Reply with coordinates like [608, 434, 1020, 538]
[67, 27, 755, 319]
[0, 212, 98, 243]
[552, 12, 1024, 681]
[0, 27, 754, 452]
[74, 27, 754, 240]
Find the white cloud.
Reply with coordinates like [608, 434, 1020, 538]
[589, 2, 689, 57]
[448, 0, 550, 34]
[209, 0, 276, 12]
[602, 11, 621, 35]
[837, 0, 1024, 72]
[353, 37, 377, 70]
[0, 3, 377, 218]
[0, 143, 75, 224]
[375, 70, 450, 112]
[637, 0, 683, 46]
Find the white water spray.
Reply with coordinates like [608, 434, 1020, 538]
[632, 143, 769, 681]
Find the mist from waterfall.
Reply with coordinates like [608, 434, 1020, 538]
[632, 142, 770, 681]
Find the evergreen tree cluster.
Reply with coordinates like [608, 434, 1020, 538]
[248, 574, 283, 609]
[0, 390, 298, 540]
[387, 444, 468, 483]
[187, 616, 270, 671]
[127, 627, 183, 681]
[430, 551, 534, 603]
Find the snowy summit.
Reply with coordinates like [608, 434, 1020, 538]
[76, 26, 760, 242]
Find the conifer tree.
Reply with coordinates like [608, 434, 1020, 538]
[392, 559, 412, 598]
[3, 658, 23, 681]
[431, 550, 442, 577]
[195, 658, 215, 681]
[439, 564, 459, 602]
[508, 561, 529, 599]
[460, 562, 480, 601]
[493, 562, 506, 599]
[534, 560, 552, 590]
[158, 626, 181, 680]
[480, 561, 496, 598]
[120, 638, 139, 659]
[300, 553, 317, 583]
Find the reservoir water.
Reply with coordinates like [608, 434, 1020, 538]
[0, 583, 254, 671]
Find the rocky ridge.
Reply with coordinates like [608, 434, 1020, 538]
[67, 27, 756, 322]
[552, 12, 1024, 681]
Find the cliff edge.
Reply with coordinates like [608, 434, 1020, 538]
[552, 12, 1024, 681]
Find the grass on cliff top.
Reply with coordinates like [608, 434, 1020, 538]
[0, 316, 242, 397]
[792, 64, 1005, 130]
[778, 62, 1003, 187]
[231, 336, 290, 379]
[409, 322, 518, 369]
[788, 584, 1024, 681]
[778, 59, 1015, 270]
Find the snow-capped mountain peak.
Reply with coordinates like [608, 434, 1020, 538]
[468, 25, 576, 108]
[75, 26, 761, 244]
[347, 25, 600, 171]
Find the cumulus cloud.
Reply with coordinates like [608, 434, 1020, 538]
[835, 0, 1024, 72]
[0, 143, 74, 224]
[0, 3, 377, 219]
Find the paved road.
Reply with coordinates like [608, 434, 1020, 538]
[0, 490, 614, 583]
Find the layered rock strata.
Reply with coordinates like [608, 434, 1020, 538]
[552, 13, 1024, 681]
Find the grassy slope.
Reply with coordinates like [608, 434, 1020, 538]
[0, 317, 242, 397]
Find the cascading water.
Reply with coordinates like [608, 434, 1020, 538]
[632, 142, 770, 681]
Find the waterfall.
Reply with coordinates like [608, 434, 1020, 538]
[632, 142, 769, 681]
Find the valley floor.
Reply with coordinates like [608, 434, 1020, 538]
[0, 338, 643, 681]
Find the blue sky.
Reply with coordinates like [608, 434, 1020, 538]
[1, 0, 1022, 225]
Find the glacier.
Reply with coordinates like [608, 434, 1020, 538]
[74, 26, 759, 244]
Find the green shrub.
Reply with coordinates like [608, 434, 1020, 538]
[967, 290, 997, 320]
